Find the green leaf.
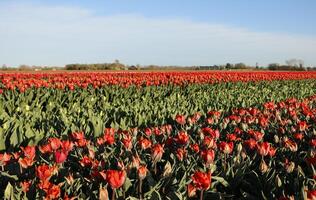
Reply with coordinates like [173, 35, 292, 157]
[212, 176, 229, 187]
[1, 172, 18, 181]
[4, 182, 14, 200]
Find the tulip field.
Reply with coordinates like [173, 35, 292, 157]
[0, 71, 316, 200]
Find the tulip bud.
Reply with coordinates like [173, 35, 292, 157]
[237, 143, 243, 153]
[209, 163, 217, 174]
[99, 186, 109, 200]
[65, 174, 74, 185]
[241, 123, 248, 131]
[163, 161, 172, 177]
[286, 162, 295, 173]
[274, 135, 279, 144]
[275, 175, 282, 187]
[259, 159, 268, 173]
[138, 165, 148, 180]
[241, 151, 247, 159]
[187, 184, 196, 197]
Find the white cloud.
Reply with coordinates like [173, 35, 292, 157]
[0, 2, 316, 67]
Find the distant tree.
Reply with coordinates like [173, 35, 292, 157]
[234, 63, 247, 69]
[225, 63, 232, 69]
[1, 64, 8, 69]
[268, 63, 280, 70]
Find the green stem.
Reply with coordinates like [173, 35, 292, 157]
[139, 179, 143, 200]
[111, 188, 116, 200]
[200, 190, 204, 200]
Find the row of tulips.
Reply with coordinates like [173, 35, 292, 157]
[1, 96, 316, 199]
[2, 71, 316, 92]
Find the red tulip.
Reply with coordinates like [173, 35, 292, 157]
[49, 138, 62, 151]
[71, 131, 85, 140]
[190, 143, 200, 153]
[298, 121, 308, 131]
[307, 189, 316, 200]
[200, 149, 215, 165]
[46, 184, 61, 199]
[138, 137, 152, 150]
[176, 148, 186, 161]
[174, 131, 189, 145]
[244, 138, 257, 150]
[191, 170, 211, 190]
[55, 150, 68, 163]
[103, 128, 115, 145]
[18, 157, 35, 169]
[39, 144, 53, 154]
[20, 180, 31, 193]
[105, 170, 126, 189]
[21, 146, 36, 160]
[61, 140, 74, 152]
[144, 128, 152, 136]
[218, 142, 234, 154]
[175, 114, 186, 125]
[80, 156, 93, 167]
[0, 153, 11, 166]
[293, 133, 304, 140]
[138, 165, 148, 180]
[151, 144, 164, 163]
[203, 136, 216, 149]
[187, 184, 197, 197]
[36, 164, 55, 181]
[257, 142, 271, 156]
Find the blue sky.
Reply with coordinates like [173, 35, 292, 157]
[1, 0, 316, 67]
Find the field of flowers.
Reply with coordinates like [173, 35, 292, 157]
[0, 71, 315, 200]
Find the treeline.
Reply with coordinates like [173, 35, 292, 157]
[1, 59, 316, 71]
[65, 60, 126, 70]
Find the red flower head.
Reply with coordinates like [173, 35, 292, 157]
[48, 138, 62, 151]
[18, 157, 35, 169]
[298, 121, 308, 131]
[138, 165, 148, 180]
[259, 117, 269, 127]
[174, 131, 189, 145]
[191, 170, 211, 190]
[71, 131, 85, 140]
[310, 139, 316, 148]
[219, 142, 234, 154]
[122, 134, 132, 150]
[138, 137, 152, 150]
[203, 136, 216, 149]
[226, 133, 237, 142]
[0, 153, 11, 166]
[190, 143, 200, 153]
[293, 133, 304, 140]
[284, 139, 298, 152]
[151, 144, 164, 163]
[176, 148, 187, 161]
[46, 184, 61, 199]
[200, 149, 215, 165]
[55, 150, 68, 164]
[187, 184, 197, 197]
[257, 142, 271, 157]
[21, 146, 36, 160]
[175, 114, 186, 125]
[103, 128, 115, 145]
[105, 170, 126, 189]
[39, 144, 53, 154]
[244, 138, 257, 150]
[61, 140, 74, 152]
[36, 164, 56, 181]
[307, 190, 316, 200]
[20, 180, 31, 193]
[144, 128, 152, 136]
[80, 156, 93, 167]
